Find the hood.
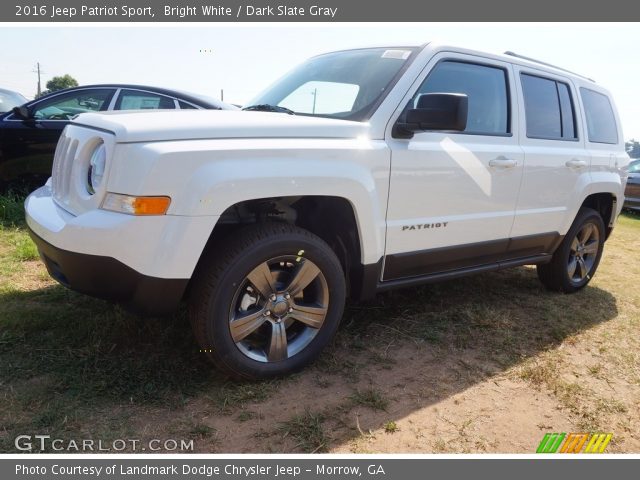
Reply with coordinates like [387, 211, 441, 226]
[71, 110, 369, 143]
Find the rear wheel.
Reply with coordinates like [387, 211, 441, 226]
[537, 207, 605, 293]
[189, 223, 346, 379]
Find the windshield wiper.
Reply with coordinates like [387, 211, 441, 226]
[242, 104, 295, 115]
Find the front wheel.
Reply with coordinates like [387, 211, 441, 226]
[537, 207, 605, 293]
[189, 223, 346, 380]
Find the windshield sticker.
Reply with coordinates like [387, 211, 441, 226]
[381, 49, 411, 60]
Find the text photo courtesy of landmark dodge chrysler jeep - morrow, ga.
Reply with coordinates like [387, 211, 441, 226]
[25, 43, 629, 379]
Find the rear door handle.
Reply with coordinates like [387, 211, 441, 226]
[566, 159, 588, 168]
[489, 157, 517, 168]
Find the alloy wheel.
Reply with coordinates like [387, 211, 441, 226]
[228, 256, 329, 363]
[567, 222, 600, 283]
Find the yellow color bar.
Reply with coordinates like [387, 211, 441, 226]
[597, 434, 613, 453]
[584, 434, 598, 453]
[585, 433, 613, 453]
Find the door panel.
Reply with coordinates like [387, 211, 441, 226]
[0, 88, 114, 188]
[510, 67, 589, 238]
[384, 55, 524, 281]
[0, 119, 64, 186]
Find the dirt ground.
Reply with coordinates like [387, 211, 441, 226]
[1, 213, 639, 453]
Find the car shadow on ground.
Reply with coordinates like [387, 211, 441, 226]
[0, 265, 618, 452]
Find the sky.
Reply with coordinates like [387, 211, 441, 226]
[0, 23, 639, 140]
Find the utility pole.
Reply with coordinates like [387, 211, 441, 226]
[33, 62, 44, 98]
[220, 89, 224, 102]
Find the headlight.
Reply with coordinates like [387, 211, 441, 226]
[87, 142, 106, 194]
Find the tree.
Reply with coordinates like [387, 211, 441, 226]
[39, 74, 79, 97]
[626, 139, 640, 159]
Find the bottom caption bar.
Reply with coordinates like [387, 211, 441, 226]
[3, 458, 637, 479]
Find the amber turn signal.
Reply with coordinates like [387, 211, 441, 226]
[102, 193, 171, 215]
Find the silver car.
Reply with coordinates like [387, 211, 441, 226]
[0, 88, 28, 113]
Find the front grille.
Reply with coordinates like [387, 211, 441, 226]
[51, 132, 79, 206]
[49, 124, 114, 216]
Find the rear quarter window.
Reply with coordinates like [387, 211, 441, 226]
[580, 88, 618, 144]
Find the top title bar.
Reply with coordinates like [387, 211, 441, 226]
[2, 0, 640, 22]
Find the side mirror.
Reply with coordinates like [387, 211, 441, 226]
[12, 105, 31, 120]
[393, 93, 468, 138]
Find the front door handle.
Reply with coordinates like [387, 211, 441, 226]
[489, 157, 517, 168]
[566, 159, 588, 168]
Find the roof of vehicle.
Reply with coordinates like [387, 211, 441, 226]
[0, 87, 28, 98]
[427, 43, 599, 85]
[26, 84, 237, 110]
[320, 43, 599, 87]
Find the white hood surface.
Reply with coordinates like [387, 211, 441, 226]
[72, 110, 369, 143]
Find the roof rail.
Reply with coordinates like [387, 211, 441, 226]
[503, 51, 595, 83]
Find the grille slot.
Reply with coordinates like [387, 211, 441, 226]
[51, 135, 78, 207]
[51, 134, 70, 200]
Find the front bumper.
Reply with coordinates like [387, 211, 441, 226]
[25, 185, 218, 316]
[29, 228, 188, 316]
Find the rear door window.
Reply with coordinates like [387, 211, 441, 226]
[520, 74, 576, 140]
[115, 90, 176, 110]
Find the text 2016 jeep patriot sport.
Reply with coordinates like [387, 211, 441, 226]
[26, 44, 630, 379]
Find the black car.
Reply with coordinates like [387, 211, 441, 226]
[0, 84, 236, 191]
[0, 88, 28, 114]
[624, 159, 640, 212]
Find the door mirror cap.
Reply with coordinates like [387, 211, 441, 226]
[12, 105, 31, 120]
[394, 93, 468, 138]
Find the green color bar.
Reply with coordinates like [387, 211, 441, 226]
[537, 433, 567, 453]
[548, 433, 566, 453]
[536, 433, 552, 453]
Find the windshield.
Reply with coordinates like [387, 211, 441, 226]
[247, 47, 417, 121]
[0, 89, 27, 113]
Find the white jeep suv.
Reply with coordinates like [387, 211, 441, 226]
[25, 44, 629, 379]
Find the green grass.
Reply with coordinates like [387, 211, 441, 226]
[9, 234, 38, 261]
[210, 381, 280, 413]
[349, 388, 389, 411]
[0, 192, 26, 227]
[278, 410, 328, 453]
[383, 421, 398, 433]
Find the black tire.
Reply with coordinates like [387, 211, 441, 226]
[188, 223, 346, 380]
[537, 207, 605, 293]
